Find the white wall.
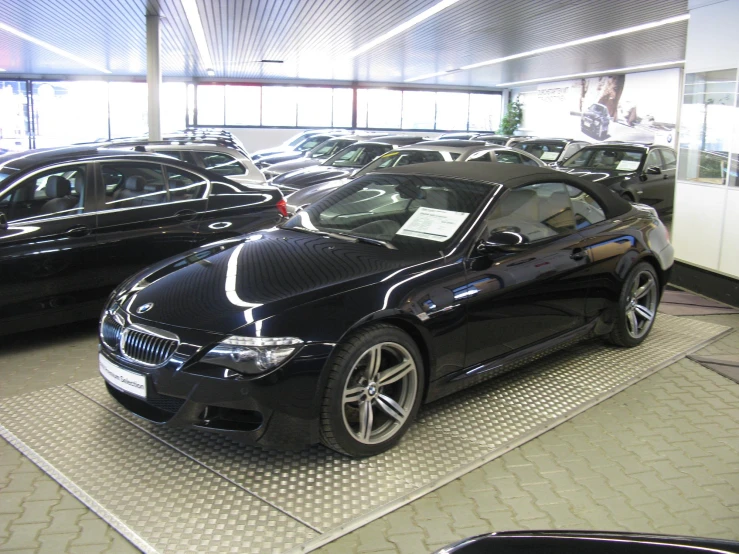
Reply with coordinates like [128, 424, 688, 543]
[671, 0, 739, 279]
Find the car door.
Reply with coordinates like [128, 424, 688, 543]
[0, 163, 101, 333]
[91, 160, 208, 289]
[461, 182, 594, 369]
[638, 149, 674, 214]
[656, 148, 677, 215]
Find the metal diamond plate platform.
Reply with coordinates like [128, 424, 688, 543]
[0, 314, 730, 554]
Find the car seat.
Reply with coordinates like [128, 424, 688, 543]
[39, 176, 80, 215]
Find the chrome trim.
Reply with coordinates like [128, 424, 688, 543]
[118, 324, 180, 368]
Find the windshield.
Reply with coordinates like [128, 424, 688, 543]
[283, 174, 494, 252]
[324, 143, 392, 168]
[0, 172, 12, 185]
[355, 149, 450, 177]
[520, 142, 565, 162]
[285, 132, 312, 147]
[297, 135, 332, 152]
[562, 148, 644, 171]
[309, 138, 355, 159]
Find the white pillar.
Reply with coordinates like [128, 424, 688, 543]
[147, 13, 162, 140]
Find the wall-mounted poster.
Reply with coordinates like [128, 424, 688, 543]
[515, 68, 681, 146]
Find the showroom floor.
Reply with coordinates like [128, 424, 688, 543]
[1, 310, 738, 554]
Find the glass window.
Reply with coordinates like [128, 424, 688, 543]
[367, 149, 445, 170]
[200, 152, 245, 176]
[562, 148, 644, 171]
[262, 86, 298, 126]
[0, 81, 29, 152]
[161, 82, 187, 133]
[225, 85, 260, 126]
[109, 82, 147, 139]
[466, 151, 494, 162]
[645, 149, 662, 170]
[166, 167, 208, 200]
[436, 92, 469, 131]
[565, 185, 606, 229]
[297, 87, 333, 127]
[486, 183, 576, 243]
[333, 88, 353, 128]
[494, 151, 523, 164]
[520, 142, 564, 161]
[0, 165, 86, 222]
[197, 85, 225, 126]
[358, 89, 402, 129]
[469, 94, 502, 132]
[678, 69, 738, 186]
[309, 138, 355, 159]
[402, 91, 436, 130]
[101, 163, 167, 210]
[327, 143, 391, 168]
[33, 81, 109, 147]
[661, 148, 677, 169]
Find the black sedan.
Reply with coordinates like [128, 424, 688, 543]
[99, 163, 673, 457]
[556, 143, 677, 216]
[0, 147, 285, 335]
[581, 102, 611, 139]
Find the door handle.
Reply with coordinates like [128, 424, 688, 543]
[175, 210, 198, 222]
[570, 248, 587, 261]
[65, 225, 90, 237]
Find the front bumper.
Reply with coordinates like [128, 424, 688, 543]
[99, 319, 334, 449]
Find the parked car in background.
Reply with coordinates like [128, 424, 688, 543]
[284, 140, 547, 214]
[437, 132, 483, 140]
[253, 133, 338, 169]
[105, 129, 251, 157]
[0, 147, 285, 335]
[517, 138, 590, 166]
[474, 134, 512, 145]
[581, 103, 611, 139]
[436, 531, 739, 554]
[262, 134, 386, 180]
[98, 162, 672, 456]
[101, 139, 267, 186]
[506, 136, 536, 148]
[270, 137, 425, 196]
[556, 142, 677, 216]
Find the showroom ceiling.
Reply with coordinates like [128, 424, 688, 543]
[0, 0, 687, 87]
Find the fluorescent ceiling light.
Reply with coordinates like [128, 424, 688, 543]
[495, 60, 685, 87]
[346, 0, 464, 59]
[0, 21, 111, 73]
[405, 13, 689, 82]
[182, 0, 214, 71]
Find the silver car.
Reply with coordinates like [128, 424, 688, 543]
[285, 140, 545, 213]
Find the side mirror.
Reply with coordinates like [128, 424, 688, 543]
[646, 166, 661, 175]
[477, 230, 527, 253]
[0, 213, 8, 232]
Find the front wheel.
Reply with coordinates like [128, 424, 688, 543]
[320, 324, 424, 457]
[606, 262, 660, 347]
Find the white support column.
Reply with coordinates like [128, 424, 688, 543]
[147, 13, 162, 140]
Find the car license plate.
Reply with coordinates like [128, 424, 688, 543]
[99, 354, 147, 398]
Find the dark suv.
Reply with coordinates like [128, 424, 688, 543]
[581, 103, 610, 140]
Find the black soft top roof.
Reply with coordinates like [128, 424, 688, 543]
[372, 161, 632, 219]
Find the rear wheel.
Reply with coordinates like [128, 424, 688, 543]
[606, 262, 659, 347]
[320, 324, 424, 457]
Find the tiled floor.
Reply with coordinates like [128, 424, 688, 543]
[1, 313, 738, 554]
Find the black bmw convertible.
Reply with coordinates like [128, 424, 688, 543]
[99, 163, 673, 457]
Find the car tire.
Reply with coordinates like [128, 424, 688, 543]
[319, 323, 425, 457]
[606, 262, 660, 347]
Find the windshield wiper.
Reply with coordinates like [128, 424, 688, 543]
[290, 225, 358, 243]
[329, 231, 396, 249]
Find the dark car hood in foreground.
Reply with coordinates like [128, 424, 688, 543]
[272, 165, 355, 190]
[120, 229, 428, 335]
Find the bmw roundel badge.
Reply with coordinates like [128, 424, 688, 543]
[137, 302, 154, 314]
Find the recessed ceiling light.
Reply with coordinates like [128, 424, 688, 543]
[405, 13, 689, 82]
[181, 0, 214, 72]
[0, 21, 111, 73]
[206, 68, 215, 76]
[345, 0, 464, 59]
[495, 60, 685, 87]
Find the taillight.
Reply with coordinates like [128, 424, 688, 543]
[276, 198, 288, 218]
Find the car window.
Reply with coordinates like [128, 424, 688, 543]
[329, 144, 391, 168]
[166, 167, 208, 201]
[520, 143, 564, 162]
[494, 151, 524, 164]
[0, 165, 87, 222]
[310, 139, 355, 159]
[561, 143, 584, 161]
[100, 163, 167, 210]
[201, 152, 245, 176]
[466, 151, 494, 162]
[645, 150, 662, 170]
[297, 135, 332, 152]
[562, 148, 643, 171]
[660, 149, 677, 170]
[485, 182, 576, 243]
[564, 184, 606, 229]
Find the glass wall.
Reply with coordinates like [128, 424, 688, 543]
[0, 81, 28, 153]
[33, 81, 109, 147]
[678, 69, 738, 186]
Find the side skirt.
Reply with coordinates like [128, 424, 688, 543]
[425, 320, 600, 403]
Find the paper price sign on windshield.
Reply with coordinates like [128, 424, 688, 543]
[616, 160, 640, 171]
[540, 151, 559, 161]
[397, 207, 469, 242]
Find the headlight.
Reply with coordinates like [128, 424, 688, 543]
[202, 336, 303, 375]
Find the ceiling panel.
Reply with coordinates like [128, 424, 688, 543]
[0, 0, 688, 86]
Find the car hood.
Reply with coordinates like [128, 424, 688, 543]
[120, 229, 426, 335]
[272, 165, 356, 190]
[265, 157, 323, 175]
[251, 147, 290, 160]
[556, 167, 634, 185]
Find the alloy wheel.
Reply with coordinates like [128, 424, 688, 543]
[625, 270, 657, 339]
[341, 342, 418, 445]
